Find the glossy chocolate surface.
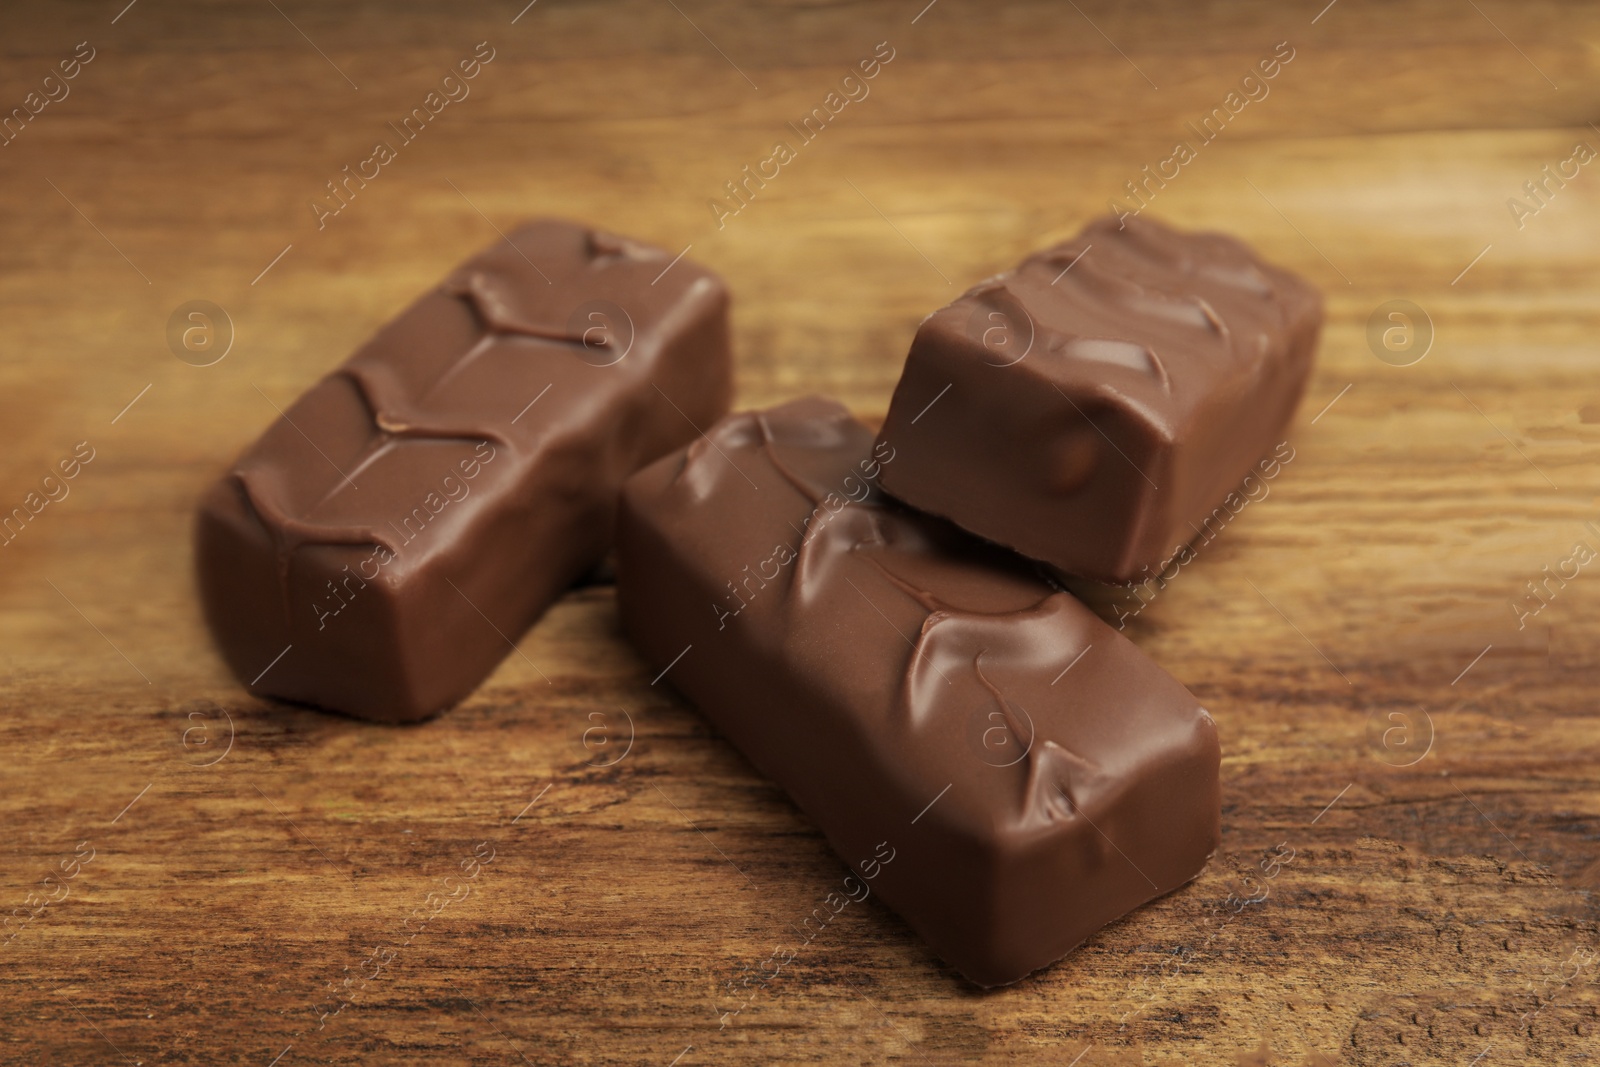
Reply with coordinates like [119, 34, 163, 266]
[875, 215, 1322, 583]
[617, 397, 1220, 986]
[196, 219, 731, 721]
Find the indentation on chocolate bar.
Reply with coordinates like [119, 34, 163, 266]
[970, 653, 1035, 768]
[1193, 296, 1227, 334]
[1027, 741, 1099, 824]
[864, 550, 947, 618]
[339, 364, 509, 446]
[1086, 217, 1280, 308]
[887, 573, 1075, 755]
[565, 300, 635, 366]
[764, 436, 827, 504]
[1127, 291, 1229, 342]
[1052, 250, 1149, 306]
[1037, 243, 1091, 270]
[1196, 259, 1273, 297]
[450, 270, 594, 344]
[231, 352, 511, 622]
[676, 433, 737, 500]
[758, 403, 862, 454]
[233, 469, 398, 552]
[741, 405, 893, 522]
[1059, 338, 1170, 390]
[232, 468, 402, 625]
[964, 282, 1035, 367]
[1002, 226, 1307, 422]
[586, 228, 665, 266]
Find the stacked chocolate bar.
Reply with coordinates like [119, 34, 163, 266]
[616, 217, 1321, 984]
[196, 214, 1321, 985]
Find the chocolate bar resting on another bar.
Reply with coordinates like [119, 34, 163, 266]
[874, 215, 1322, 584]
[196, 219, 731, 722]
[617, 397, 1220, 987]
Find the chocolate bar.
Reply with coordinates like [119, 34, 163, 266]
[196, 219, 731, 722]
[617, 397, 1220, 986]
[874, 215, 1322, 583]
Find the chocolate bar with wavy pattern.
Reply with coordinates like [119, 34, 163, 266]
[196, 219, 731, 721]
[616, 397, 1219, 986]
[875, 215, 1322, 583]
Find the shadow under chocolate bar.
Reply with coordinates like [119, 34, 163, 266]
[196, 219, 731, 722]
[875, 214, 1323, 584]
[617, 396, 1219, 987]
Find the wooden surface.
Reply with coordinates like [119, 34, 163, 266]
[3, 1, 1600, 1063]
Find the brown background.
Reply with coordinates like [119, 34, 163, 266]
[3, 1, 1599, 1063]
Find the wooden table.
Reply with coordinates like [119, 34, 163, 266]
[3, 1, 1598, 1063]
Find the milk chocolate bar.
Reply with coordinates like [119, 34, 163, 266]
[196, 219, 731, 722]
[875, 215, 1322, 583]
[617, 397, 1219, 986]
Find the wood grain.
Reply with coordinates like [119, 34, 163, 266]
[3, 1, 1600, 1063]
